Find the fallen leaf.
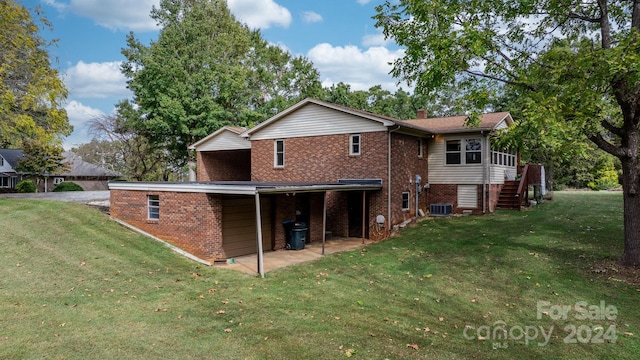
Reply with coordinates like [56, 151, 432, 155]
[216, 310, 225, 314]
[155, 308, 168, 312]
[224, 328, 232, 333]
[624, 332, 634, 336]
[439, 317, 444, 322]
[407, 344, 419, 350]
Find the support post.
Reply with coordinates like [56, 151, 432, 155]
[255, 192, 265, 278]
[322, 192, 327, 255]
[362, 191, 366, 244]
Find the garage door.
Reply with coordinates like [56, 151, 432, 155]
[222, 197, 272, 258]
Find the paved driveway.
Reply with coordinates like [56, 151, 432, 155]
[0, 191, 110, 204]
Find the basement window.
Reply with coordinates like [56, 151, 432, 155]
[402, 191, 410, 210]
[148, 195, 160, 220]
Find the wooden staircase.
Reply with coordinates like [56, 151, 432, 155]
[497, 180, 521, 210]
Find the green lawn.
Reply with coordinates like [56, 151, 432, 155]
[0, 191, 638, 359]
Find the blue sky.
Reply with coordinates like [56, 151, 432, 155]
[20, 0, 408, 149]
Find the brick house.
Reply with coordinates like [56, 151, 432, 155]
[109, 98, 517, 271]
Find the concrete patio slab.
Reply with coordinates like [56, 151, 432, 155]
[218, 237, 373, 275]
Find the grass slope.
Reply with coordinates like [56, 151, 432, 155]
[0, 192, 638, 359]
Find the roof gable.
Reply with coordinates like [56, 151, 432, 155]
[405, 112, 513, 134]
[0, 149, 25, 168]
[243, 98, 403, 140]
[61, 152, 120, 177]
[189, 126, 250, 151]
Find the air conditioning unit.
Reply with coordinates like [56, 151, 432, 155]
[429, 203, 453, 216]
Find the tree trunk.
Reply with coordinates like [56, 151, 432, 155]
[621, 160, 640, 266]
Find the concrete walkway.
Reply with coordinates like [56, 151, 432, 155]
[218, 237, 373, 275]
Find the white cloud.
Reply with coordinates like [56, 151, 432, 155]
[63, 101, 106, 148]
[357, 0, 372, 4]
[362, 33, 389, 47]
[302, 11, 323, 24]
[63, 61, 130, 99]
[307, 43, 409, 92]
[47, 0, 159, 31]
[227, 0, 291, 29]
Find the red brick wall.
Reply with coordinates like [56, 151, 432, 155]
[389, 133, 429, 225]
[427, 184, 458, 213]
[427, 184, 501, 215]
[197, 149, 251, 181]
[110, 190, 223, 262]
[250, 131, 429, 233]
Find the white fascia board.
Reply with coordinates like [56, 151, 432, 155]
[108, 182, 257, 195]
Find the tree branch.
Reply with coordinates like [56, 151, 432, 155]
[463, 69, 538, 92]
[589, 133, 627, 158]
[567, 12, 601, 23]
[600, 119, 624, 137]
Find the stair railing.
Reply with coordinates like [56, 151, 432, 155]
[515, 164, 530, 209]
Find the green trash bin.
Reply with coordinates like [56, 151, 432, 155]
[290, 222, 307, 250]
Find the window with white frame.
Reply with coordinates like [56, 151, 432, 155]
[401, 191, 410, 210]
[350, 134, 361, 155]
[274, 139, 284, 167]
[446, 138, 483, 165]
[445, 140, 461, 164]
[418, 139, 424, 158]
[53, 177, 64, 185]
[0, 176, 8, 188]
[465, 138, 482, 164]
[148, 195, 160, 220]
[0, 156, 4, 166]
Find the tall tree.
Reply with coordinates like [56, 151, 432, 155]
[87, 100, 169, 181]
[122, 0, 321, 168]
[375, 1, 640, 266]
[0, 1, 71, 147]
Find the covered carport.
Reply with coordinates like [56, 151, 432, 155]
[109, 180, 382, 277]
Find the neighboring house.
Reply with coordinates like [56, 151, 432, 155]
[0, 149, 25, 192]
[0, 149, 120, 192]
[109, 98, 518, 268]
[58, 151, 121, 191]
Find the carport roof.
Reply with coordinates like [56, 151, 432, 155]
[108, 180, 383, 195]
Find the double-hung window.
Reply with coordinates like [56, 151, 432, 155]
[465, 139, 482, 164]
[350, 134, 361, 156]
[148, 195, 160, 220]
[445, 140, 461, 164]
[418, 139, 424, 158]
[274, 139, 284, 167]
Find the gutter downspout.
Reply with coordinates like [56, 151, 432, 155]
[482, 132, 486, 214]
[388, 126, 401, 232]
[487, 135, 491, 213]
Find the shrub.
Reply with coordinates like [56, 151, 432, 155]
[587, 169, 620, 191]
[52, 181, 83, 192]
[16, 180, 36, 193]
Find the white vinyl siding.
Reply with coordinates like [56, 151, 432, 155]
[196, 129, 250, 151]
[428, 135, 486, 184]
[250, 103, 388, 140]
[457, 185, 478, 208]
